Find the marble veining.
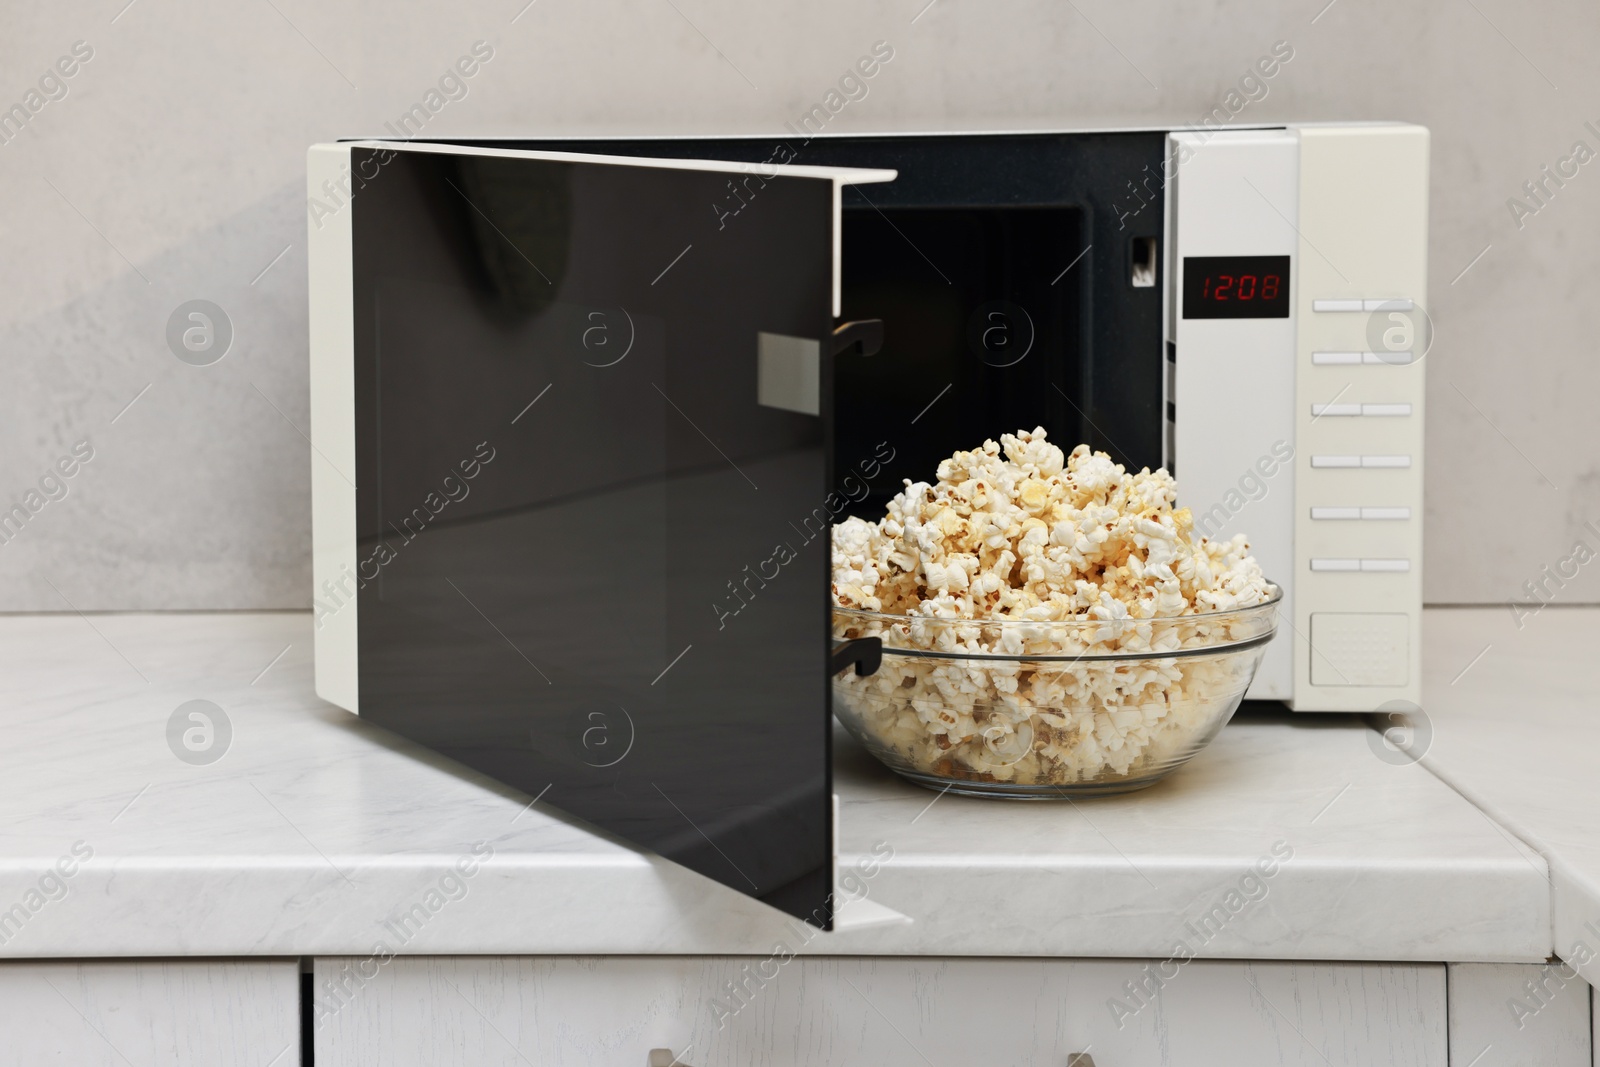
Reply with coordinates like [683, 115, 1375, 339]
[1418, 607, 1600, 975]
[0, 612, 1549, 960]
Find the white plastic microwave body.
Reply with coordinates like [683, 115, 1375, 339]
[309, 123, 1428, 735]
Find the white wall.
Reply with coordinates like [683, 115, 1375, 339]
[1, 0, 1595, 608]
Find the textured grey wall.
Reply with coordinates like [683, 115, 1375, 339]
[2, 0, 1596, 610]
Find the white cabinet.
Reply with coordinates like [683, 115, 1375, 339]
[1447, 962, 1591, 1067]
[313, 956, 1446, 1066]
[0, 960, 300, 1067]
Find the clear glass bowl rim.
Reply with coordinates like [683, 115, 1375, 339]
[833, 584, 1282, 663]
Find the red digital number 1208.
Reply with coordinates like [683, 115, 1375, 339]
[1203, 273, 1281, 301]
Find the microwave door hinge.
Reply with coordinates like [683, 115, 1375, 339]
[831, 318, 884, 359]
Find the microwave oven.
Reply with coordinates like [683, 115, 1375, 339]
[307, 124, 1428, 926]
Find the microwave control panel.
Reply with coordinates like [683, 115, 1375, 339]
[1169, 124, 1427, 712]
[1290, 124, 1427, 712]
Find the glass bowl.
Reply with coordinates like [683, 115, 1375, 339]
[831, 588, 1281, 798]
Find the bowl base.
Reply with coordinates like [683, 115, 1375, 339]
[891, 767, 1172, 799]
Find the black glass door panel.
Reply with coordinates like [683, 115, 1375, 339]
[350, 145, 848, 925]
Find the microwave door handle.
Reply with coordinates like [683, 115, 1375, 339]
[831, 318, 884, 359]
[831, 637, 883, 678]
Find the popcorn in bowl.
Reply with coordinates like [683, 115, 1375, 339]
[831, 428, 1280, 797]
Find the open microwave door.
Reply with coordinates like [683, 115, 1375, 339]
[308, 140, 895, 929]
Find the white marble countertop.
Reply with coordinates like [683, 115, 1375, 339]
[0, 611, 1550, 962]
[1416, 606, 1600, 974]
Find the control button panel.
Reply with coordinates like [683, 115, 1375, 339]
[1310, 506, 1412, 521]
[1311, 557, 1411, 572]
[1310, 454, 1414, 469]
[1293, 122, 1426, 709]
[1310, 612, 1409, 687]
[1310, 351, 1416, 365]
[1309, 402, 1414, 417]
[1311, 297, 1413, 312]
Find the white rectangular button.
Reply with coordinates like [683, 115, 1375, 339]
[1362, 403, 1412, 416]
[1363, 351, 1415, 365]
[1362, 454, 1412, 468]
[1312, 403, 1361, 417]
[1363, 298, 1414, 311]
[1311, 455, 1361, 468]
[1313, 351, 1362, 365]
[1361, 507, 1412, 520]
[1311, 558, 1361, 572]
[1361, 558, 1411, 572]
[1314, 299, 1364, 312]
[1311, 507, 1361, 520]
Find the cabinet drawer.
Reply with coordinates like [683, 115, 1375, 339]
[314, 955, 1444, 1066]
[0, 960, 300, 1067]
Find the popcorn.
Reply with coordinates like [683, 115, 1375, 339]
[831, 428, 1277, 790]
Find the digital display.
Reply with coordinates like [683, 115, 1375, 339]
[1182, 255, 1291, 319]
